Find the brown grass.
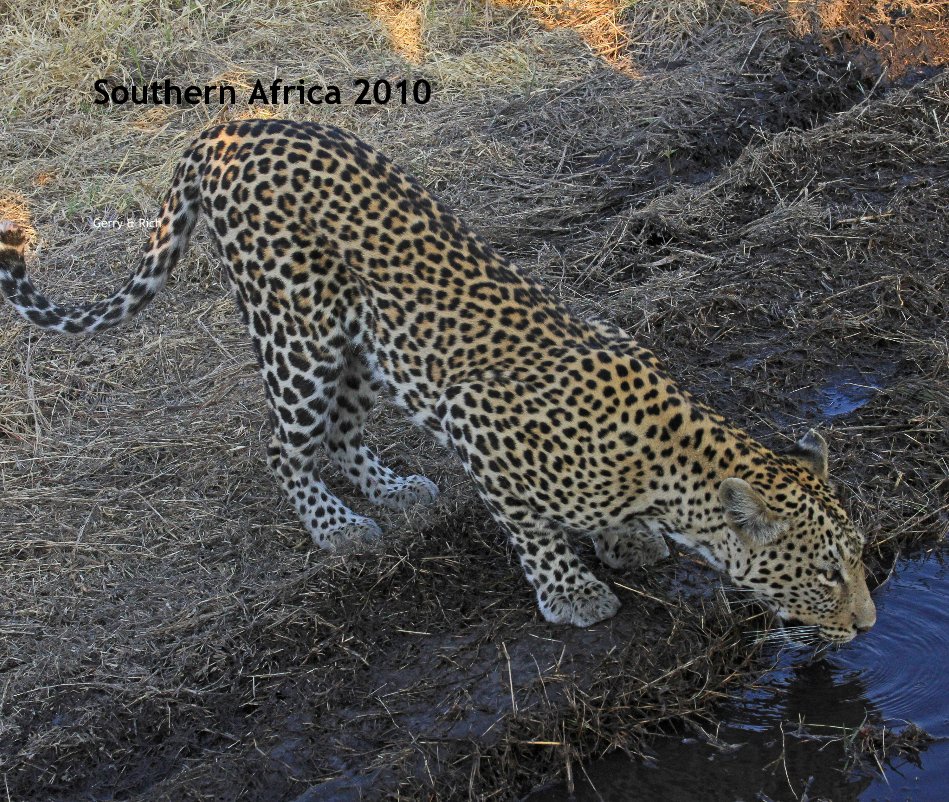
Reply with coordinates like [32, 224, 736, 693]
[0, 0, 946, 799]
[742, 0, 949, 77]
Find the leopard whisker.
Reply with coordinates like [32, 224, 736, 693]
[747, 624, 821, 647]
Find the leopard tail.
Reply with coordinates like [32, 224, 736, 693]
[0, 153, 202, 334]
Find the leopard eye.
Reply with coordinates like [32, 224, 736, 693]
[822, 567, 844, 585]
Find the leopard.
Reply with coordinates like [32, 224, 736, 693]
[0, 119, 876, 642]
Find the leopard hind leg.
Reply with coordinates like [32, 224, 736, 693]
[326, 348, 439, 510]
[258, 320, 382, 552]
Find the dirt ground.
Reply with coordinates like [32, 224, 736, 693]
[0, 1, 946, 800]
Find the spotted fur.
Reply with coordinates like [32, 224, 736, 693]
[0, 120, 876, 640]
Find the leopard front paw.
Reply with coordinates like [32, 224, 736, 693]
[594, 528, 670, 569]
[537, 579, 621, 627]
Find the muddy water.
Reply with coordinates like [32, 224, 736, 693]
[527, 545, 948, 802]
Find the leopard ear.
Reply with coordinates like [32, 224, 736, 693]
[718, 478, 786, 545]
[788, 429, 829, 479]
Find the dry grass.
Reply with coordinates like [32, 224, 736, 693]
[0, 0, 947, 799]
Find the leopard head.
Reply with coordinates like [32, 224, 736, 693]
[718, 431, 876, 644]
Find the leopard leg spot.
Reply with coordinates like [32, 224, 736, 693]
[266, 415, 383, 554]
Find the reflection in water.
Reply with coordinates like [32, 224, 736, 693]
[527, 547, 947, 802]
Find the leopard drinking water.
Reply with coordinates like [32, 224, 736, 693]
[0, 120, 876, 641]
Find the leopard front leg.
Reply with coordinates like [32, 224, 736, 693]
[503, 513, 621, 626]
[593, 520, 670, 570]
[438, 381, 619, 627]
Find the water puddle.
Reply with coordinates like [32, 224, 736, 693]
[736, 356, 895, 424]
[805, 368, 889, 419]
[527, 544, 948, 801]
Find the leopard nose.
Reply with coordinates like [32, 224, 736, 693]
[853, 601, 876, 634]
